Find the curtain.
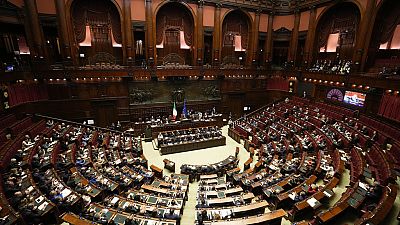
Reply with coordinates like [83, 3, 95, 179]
[8, 84, 48, 107]
[379, 95, 400, 122]
[156, 7, 193, 47]
[379, 12, 400, 44]
[326, 33, 339, 52]
[266, 79, 289, 91]
[234, 35, 246, 52]
[180, 31, 190, 49]
[72, 0, 122, 50]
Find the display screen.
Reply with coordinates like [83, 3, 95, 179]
[5, 65, 14, 72]
[343, 91, 366, 107]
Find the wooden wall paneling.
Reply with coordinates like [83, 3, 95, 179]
[222, 92, 245, 119]
[91, 99, 117, 127]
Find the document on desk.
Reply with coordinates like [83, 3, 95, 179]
[289, 192, 296, 200]
[323, 190, 333, 198]
[27, 186, 34, 194]
[359, 182, 368, 191]
[35, 196, 44, 204]
[307, 197, 319, 208]
[38, 201, 48, 211]
[122, 201, 129, 209]
[109, 196, 119, 205]
[61, 188, 72, 198]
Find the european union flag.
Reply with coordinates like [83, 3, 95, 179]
[182, 99, 188, 118]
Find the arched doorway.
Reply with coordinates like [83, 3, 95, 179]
[155, 2, 195, 66]
[314, 2, 360, 62]
[71, 0, 123, 66]
[221, 10, 251, 68]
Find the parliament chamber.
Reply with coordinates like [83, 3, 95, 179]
[1, 0, 400, 224]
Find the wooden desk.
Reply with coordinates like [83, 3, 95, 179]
[244, 157, 253, 170]
[226, 167, 240, 180]
[163, 159, 175, 172]
[148, 116, 223, 138]
[276, 175, 317, 206]
[204, 187, 244, 198]
[233, 201, 269, 214]
[61, 212, 98, 225]
[207, 209, 287, 225]
[207, 193, 254, 207]
[197, 201, 269, 221]
[160, 136, 226, 155]
[200, 174, 219, 180]
[150, 164, 163, 178]
[249, 147, 255, 157]
[354, 183, 397, 225]
[294, 177, 339, 212]
[228, 128, 241, 143]
[142, 184, 172, 195]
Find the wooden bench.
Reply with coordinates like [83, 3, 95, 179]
[249, 147, 255, 157]
[244, 157, 253, 170]
[150, 164, 163, 178]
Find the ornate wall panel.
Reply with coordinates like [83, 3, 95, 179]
[315, 2, 360, 60]
[71, 0, 122, 56]
[221, 10, 251, 66]
[128, 80, 221, 105]
[155, 2, 194, 65]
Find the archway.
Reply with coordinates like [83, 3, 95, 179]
[314, 2, 360, 62]
[366, 0, 400, 69]
[221, 10, 252, 68]
[71, 0, 123, 66]
[155, 2, 195, 66]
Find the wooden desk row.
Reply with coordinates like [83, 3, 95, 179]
[228, 127, 241, 144]
[354, 183, 398, 225]
[126, 190, 185, 210]
[160, 136, 226, 155]
[203, 209, 287, 225]
[202, 187, 244, 198]
[207, 192, 255, 207]
[86, 203, 177, 225]
[181, 155, 238, 179]
[196, 201, 269, 221]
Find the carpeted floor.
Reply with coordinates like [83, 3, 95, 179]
[142, 125, 400, 225]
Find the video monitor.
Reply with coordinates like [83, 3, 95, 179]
[343, 91, 366, 107]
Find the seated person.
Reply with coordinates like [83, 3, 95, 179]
[22, 135, 34, 149]
[294, 191, 307, 202]
[308, 184, 318, 195]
